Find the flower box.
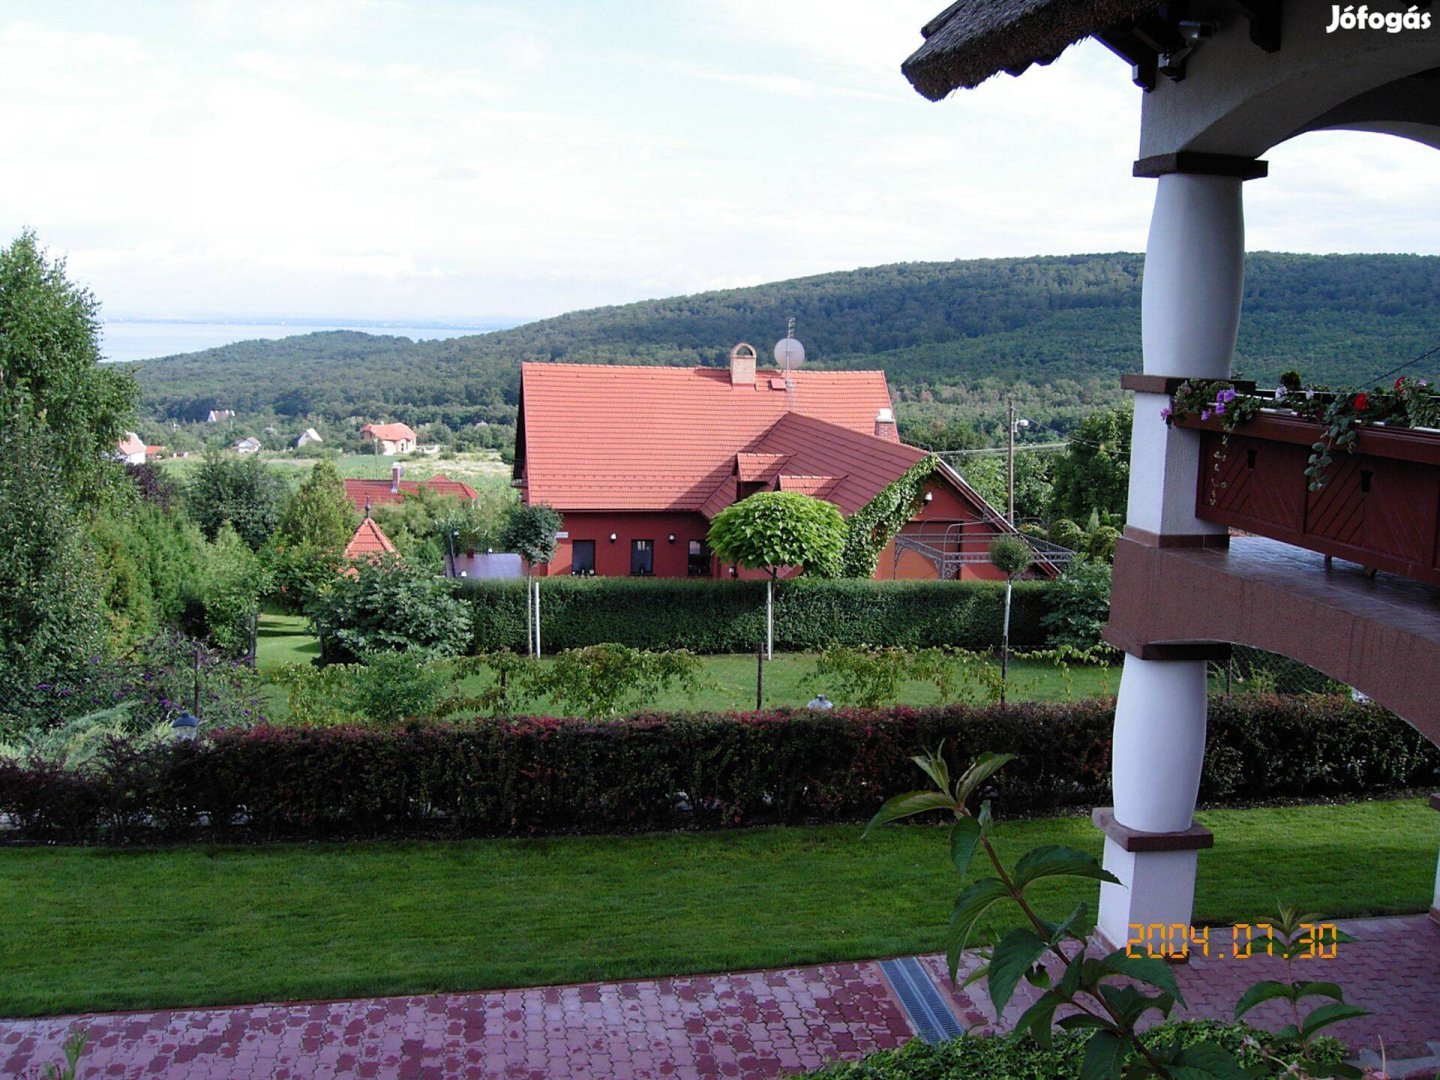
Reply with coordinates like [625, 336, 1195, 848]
[1172, 410, 1440, 587]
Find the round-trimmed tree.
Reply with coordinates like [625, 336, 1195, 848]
[706, 491, 846, 659]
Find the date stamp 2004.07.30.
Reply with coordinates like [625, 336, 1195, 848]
[1126, 922, 1343, 961]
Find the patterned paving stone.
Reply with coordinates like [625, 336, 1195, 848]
[2, 916, 1434, 1078]
[0, 961, 914, 1080]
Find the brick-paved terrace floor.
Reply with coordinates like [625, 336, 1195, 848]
[3, 915, 1436, 1079]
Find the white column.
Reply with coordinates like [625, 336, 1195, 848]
[1096, 660, 1210, 949]
[1098, 170, 1247, 949]
[1141, 174, 1245, 379]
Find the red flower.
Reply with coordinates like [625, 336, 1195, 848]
[1353, 392, 1369, 411]
[1395, 377, 1407, 389]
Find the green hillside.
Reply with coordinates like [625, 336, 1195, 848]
[132, 252, 1440, 442]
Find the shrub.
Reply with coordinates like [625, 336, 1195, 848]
[460, 577, 1056, 654]
[309, 554, 472, 662]
[798, 1021, 1343, 1079]
[810, 646, 1001, 708]
[1040, 558, 1113, 652]
[529, 644, 707, 718]
[1, 695, 1432, 842]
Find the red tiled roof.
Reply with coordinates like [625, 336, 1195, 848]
[344, 517, 397, 560]
[742, 412, 928, 515]
[362, 422, 417, 442]
[343, 474, 478, 511]
[117, 432, 146, 456]
[517, 363, 898, 513]
[778, 474, 843, 500]
[735, 452, 791, 482]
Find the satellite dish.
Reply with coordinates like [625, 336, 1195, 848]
[773, 336, 805, 368]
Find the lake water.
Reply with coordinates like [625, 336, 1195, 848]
[101, 318, 518, 364]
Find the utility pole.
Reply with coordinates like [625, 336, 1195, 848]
[1007, 400, 1016, 526]
[1006, 402, 1030, 526]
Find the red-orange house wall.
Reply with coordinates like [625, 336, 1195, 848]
[537, 511, 716, 578]
[538, 476, 1011, 581]
[878, 479, 1008, 581]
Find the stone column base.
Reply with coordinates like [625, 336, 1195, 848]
[1093, 808, 1215, 954]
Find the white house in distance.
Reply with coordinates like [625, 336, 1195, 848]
[234, 437, 262, 455]
[206, 409, 235, 423]
[295, 427, 323, 448]
[116, 432, 147, 465]
[361, 422, 417, 455]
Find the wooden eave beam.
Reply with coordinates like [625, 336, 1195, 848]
[1233, 0, 1282, 52]
[1098, 26, 1159, 90]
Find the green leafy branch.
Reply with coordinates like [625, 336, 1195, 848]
[865, 748, 1369, 1080]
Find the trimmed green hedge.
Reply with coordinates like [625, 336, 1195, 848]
[461, 577, 1056, 653]
[2, 695, 1434, 843]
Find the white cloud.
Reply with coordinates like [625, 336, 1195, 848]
[2, 3, 1437, 323]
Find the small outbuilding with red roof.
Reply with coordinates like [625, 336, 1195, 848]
[513, 344, 1048, 581]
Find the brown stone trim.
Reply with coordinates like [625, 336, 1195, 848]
[1133, 153, 1269, 180]
[1092, 808, 1215, 852]
[1134, 641, 1232, 662]
[1123, 525, 1230, 550]
[1430, 793, 1440, 812]
[1121, 374, 1258, 395]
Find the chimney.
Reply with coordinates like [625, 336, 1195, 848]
[729, 343, 757, 386]
[874, 408, 898, 442]
[391, 462, 403, 494]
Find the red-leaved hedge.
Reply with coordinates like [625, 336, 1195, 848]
[1, 696, 1435, 842]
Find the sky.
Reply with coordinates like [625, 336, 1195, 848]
[3, 0, 1439, 324]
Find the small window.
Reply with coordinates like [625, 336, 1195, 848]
[571, 540, 595, 576]
[630, 539, 654, 576]
[687, 540, 711, 577]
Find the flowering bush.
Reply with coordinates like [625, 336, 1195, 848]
[1165, 373, 1440, 489]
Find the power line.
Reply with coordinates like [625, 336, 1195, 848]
[1364, 342, 1440, 387]
[934, 443, 1070, 457]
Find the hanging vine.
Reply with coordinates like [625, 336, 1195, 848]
[840, 457, 940, 577]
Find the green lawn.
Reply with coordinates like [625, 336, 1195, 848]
[256, 609, 318, 670]
[1, 798, 1432, 1017]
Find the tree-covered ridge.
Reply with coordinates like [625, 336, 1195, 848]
[132, 252, 1440, 437]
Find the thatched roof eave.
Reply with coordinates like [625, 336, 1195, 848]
[902, 0, 1163, 101]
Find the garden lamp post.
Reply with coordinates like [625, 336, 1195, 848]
[170, 711, 199, 741]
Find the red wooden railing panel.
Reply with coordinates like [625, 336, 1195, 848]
[1184, 415, 1440, 587]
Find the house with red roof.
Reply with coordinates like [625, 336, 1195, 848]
[513, 345, 1047, 581]
[361, 422, 417, 455]
[343, 463, 477, 515]
[116, 432, 148, 465]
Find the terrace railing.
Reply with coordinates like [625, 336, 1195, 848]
[1172, 404, 1440, 587]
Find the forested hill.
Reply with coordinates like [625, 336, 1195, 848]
[133, 252, 1440, 435]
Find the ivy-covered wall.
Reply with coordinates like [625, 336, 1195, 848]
[841, 457, 939, 577]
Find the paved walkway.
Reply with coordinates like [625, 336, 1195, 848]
[4, 915, 1437, 1079]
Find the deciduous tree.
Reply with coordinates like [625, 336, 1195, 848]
[501, 502, 562, 656]
[707, 491, 846, 659]
[0, 230, 137, 504]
